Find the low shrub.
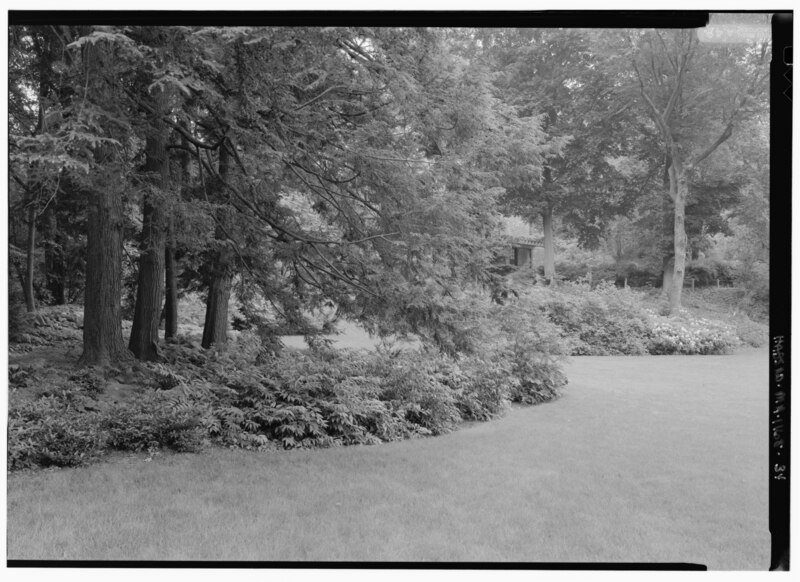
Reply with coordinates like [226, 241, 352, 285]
[506, 282, 745, 357]
[67, 369, 107, 398]
[8, 387, 207, 471]
[8, 398, 105, 470]
[447, 360, 512, 420]
[646, 311, 739, 355]
[101, 394, 206, 453]
[686, 258, 736, 287]
[491, 299, 569, 401]
[9, 296, 570, 470]
[376, 352, 463, 435]
[735, 317, 768, 348]
[523, 282, 653, 355]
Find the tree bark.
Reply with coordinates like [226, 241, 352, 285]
[164, 215, 178, 339]
[129, 89, 169, 361]
[201, 145, 233, 349]
[23, 204, 37, 312]
[164, 125, 192, 340]
[661, 254, 674, 297]
[79, 166, 129, 367]
[542, 204, 556, 284]
[669, 167, 690, 313]
[76, 37, 130, 366]
[43, 204, 66, 305]
[202, 250, 233, 349]
[128, 197, 166, 360]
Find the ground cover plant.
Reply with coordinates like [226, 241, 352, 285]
[9, 277, 766, 472]
[8, 297, 569, 471]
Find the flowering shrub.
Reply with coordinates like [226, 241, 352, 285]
[646, 311, 739, 355]
[509, 282, 743, 356]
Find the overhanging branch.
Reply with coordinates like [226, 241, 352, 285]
[689, 121, 734, 169]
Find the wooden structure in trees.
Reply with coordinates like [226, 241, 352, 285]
[502, 216, 544, 269]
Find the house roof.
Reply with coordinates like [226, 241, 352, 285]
[502, 216, 544, 247]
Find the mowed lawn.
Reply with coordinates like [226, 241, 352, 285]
[7, 350, 769, 568]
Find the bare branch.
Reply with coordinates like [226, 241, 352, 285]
[655, 30, 678, 72]
[116, 80, 226, 151]
[632, 59, 669, 138]
[662, 50, 688, 122]
[10, 172, 32, 194]
[689, 121, 734, 168]
[294, 85, 346, 112]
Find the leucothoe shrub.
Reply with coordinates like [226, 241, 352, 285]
[9, 299, 571, 470]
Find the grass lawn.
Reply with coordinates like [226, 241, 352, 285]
[7, 349, 768, 568]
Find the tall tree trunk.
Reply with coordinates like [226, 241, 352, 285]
[128, 198, 166, 360]
[76, 37, 129, 366]
[661, 254, 674, 296]
[202, 247, 233, 349]
[164, 125, 191, 340]
[164, 215, 178, 340]
[23, 204, 37, 312]
[669, 168, 690, 313]
[43, 203, 66, 305]
[79, 166, 129, 366]
[542, 203, 555, 284]
[129, 90, 169, 361]
[201, 145, 233, 349]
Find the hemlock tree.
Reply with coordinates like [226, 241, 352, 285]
[7, 25, 554, 360]
[127, 85, 170, 360]
[65, 28, 143, 365]
[11, 25, 144, 365]
[9, 25, 70, 312]
[123, 26, 526, 355]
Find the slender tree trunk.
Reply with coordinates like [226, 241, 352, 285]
[202, 250, 233, 349]
[128, 198, 166, 360]
[79, 166, 129, 366]
[201, 146, 233, 349]
[164, 125, 191, 340]
[20, 37, 50, 314]
[129, 89, 169, 361]
[542, 204, 555, 284]
[43, 204, 66, 305]
[669, 173, 689, 313]
[23, 204, 37, 312]
[13, 262, 27, 300]
[661, 254, 674, 297]
[164, 215, 178, 340]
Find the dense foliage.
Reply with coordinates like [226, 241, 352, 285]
[7, 21, 772, 473]
[510, 281, 751, 356]
[8, 310, 568, 470]
[9, 22, 771, 365]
